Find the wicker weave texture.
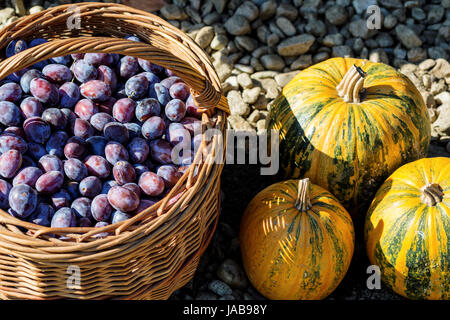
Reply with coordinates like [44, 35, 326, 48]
[0, 2, 228, 300]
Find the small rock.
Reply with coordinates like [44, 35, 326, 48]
[428, 47, 448, 60]
[332, 45, 353, 58]
[224, 15, 251, 35]
[243, 87, 262, 104]
[247, 110, 261, 123]
[277, 34, 315, 56]
[422, 91, 436, 108]
[375, 33, 394, 48]
[235, 36, 258, 52]
[429, 108, 438, 123]
[195, 26, 215, 49]
[219, 294, 236, 300]
[407, 47, 427, 63]
[196, 291, 218, 300]
[428, 144, 449, 157]
[276, 3, 298, 21]
[276, 17, 297, 37]
[203, 12, 220, 25]
[323, 34, 344, 47]
[369, 49, 389, 64]
[395, 24, 422, 49]
[430, 80, 447, 96]
[325, 5, 347, 26]
[349, 19, 376, 39]
[383, 14, 398, 29]
[216, 259, 248, 289]
[313, 51, 330, 63]
[210, 33, 228, 50]
[394, 47, 407, 59]
[235, 1, 259, 22]
[431, 59, 450, 79]
[411, 7, 426, 21]
[227, 90, 250, 116]
[291, 54, 312, 70]
[435, 92, 450, 106]
[253, 94, 269, 110]
[256, 119, 267, 132]
[212, 0, 227, 14]
[260, 1, 277, 20]
[427, 5, 444, 24]
[234, 64, 254, 74]
[259, 78, 280, 99]
[28, 5, 43, 14]
[305, 19, 327, 38]
[251, 71, 280, 79]
[0, 8, 14, 24]
[419, 59, 436, 71]
[237, 73, 253, 89]
[260, 54, 285, 71]
[228, 114, 255, 132]
[160, 4, 188, 20]
[212, 51, 233, 82]
[275, 71, 300, 87]
[267, 33, 280, 47]
[223, 76, 239, 93]
[433, 103, 450, 135]
[352, 0, 377, 14]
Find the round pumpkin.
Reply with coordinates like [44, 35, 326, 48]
[240, 178, 355, 300]
[267, 57, 431, 214]
[365, 157, 450, 300]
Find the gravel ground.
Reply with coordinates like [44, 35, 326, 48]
[0, 0, 449, 300]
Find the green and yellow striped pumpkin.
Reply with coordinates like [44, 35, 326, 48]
[267, 57, 431, 215]
[365, 157, 450, 300]
[240, 178, 355, 300]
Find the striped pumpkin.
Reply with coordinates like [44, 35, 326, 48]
[267, 57, 431, 214]
[240, 178, 355, 300]
[365, 157, 450, 300]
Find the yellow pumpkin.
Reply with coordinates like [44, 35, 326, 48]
[365, 157, 450, 300]
[240, 178, 355, 300]
[267, 57, 431, 215]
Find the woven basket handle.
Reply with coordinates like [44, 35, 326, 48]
[0, 36, 229, 113]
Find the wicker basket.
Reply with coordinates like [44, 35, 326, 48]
[0, 2, 229, 300]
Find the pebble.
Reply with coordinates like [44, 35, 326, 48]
[349, 19, 376, 39]
[195, 26, 215, 49]
[276, 17, 297, 37]
[196, 291, 218, 300]
[235, 36, 258, 52]
[277, 34, 315, 56]
[323, 34, 344, 47]
[407, 47, 427, 63]
[260, 54, 285, 71]
[227, 90, 250, 116]
[160, 4, 188, 20]
[325, 5, 348, 26]
[227, 115, 255, 132]
[0, 8, 15, 24]
[242, 87, 262, 104]
[237, 73, 253, 89]
[216, 259, 248, 289]
[419, 60, 436, 73]
[235, 1, 259, 22]
[210, 33, 228, 50]
[260, 1, 277, 20]
[395, 24, 422, 48]
[383, 15, 398, 29]
[433, 103, 450, 135]
[332, 45, 353, 57]
[291, 54, 313, 70]
[275, 71, 300, 87]
[352, 0, 377, 14]
[224, 15, 251, 35]
[28, 5, 43, 14]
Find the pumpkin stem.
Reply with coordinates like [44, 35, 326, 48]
[295, 178, 312, 212]
[337, 64, 366, 103]
[421, 183, 444, 206]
